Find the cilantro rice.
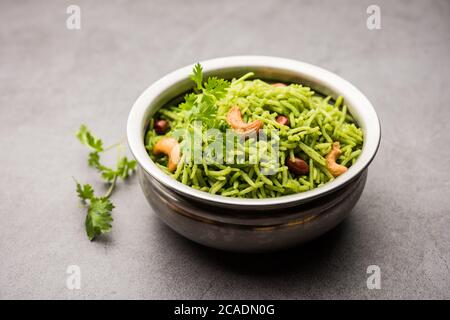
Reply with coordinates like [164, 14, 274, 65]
[144, 64, 363, 199]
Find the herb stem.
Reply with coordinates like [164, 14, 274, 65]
[103, 174, 117, 199]
[103, 141, 123, 152]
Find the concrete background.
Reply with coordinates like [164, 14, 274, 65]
[0, 0, 449, 299]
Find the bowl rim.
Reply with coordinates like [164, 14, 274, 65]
[127, 56, 381, 207]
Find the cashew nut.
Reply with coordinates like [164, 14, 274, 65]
[326, 142, 348, 177]
[153, 137, 181, 172]
[226, 106, 263, 135]
[271, 83, 287, 87]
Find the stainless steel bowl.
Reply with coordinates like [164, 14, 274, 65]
[127, 56, 381, 252]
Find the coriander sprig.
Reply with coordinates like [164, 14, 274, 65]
[182, 63, 230, 129]
[74, 125, 136, 241]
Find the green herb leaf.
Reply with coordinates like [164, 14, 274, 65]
[188, 95, 218, 128]
[100, 168, 115, 182]
[85, 197, 114, 241]
[76, 182, 94, 201]
[88, 152, 101, 169]
[87, 151, 137, 183]
[204, 77, 230, 99]
[76, 125, 104, 152]
[190, 63, 203, 91]
[180, 92, 197, 111]
[87, 151, 116, 182]
[116, 157, 137, 179]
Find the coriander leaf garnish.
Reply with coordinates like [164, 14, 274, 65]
[179, 92, 197, 112]
[76, 124, 104, 152]
[85, 197, 114, 241]
[116, 157, 137, 179]
[101, 167, 117, 182]
[183, 64, 230, 130]
[204, 77, 229, 99]
[76, 182, 94, 202]
[190, 63, 203, 91]
[189, 95, 218, 128]
[88, 151, 101, 168]
[74, 125, 136, 241]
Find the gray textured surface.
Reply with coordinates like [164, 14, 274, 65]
[1, 0, 449, 300]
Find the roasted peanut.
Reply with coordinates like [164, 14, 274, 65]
[226, 106, 263, 135]
[276, 115, 289, 126]
[271, 83, 287, 87]
[153, 137, 181, 172]
[154, 119, 170, 135]
[326, 142, 348, 177]
[286, 157, 309, 175]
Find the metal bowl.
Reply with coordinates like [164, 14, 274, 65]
[127, 56, 381, 252]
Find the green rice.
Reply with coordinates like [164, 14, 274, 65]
[145, 68, 363, 199]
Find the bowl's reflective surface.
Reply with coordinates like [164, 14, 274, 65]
[139, 167, 368, 252]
